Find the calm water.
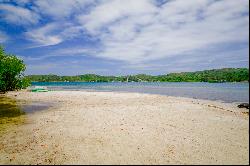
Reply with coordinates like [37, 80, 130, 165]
[0, 96, 52, 119]
[31, 82, 249, 103]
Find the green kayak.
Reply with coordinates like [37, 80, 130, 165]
[31, 88, 49, 92]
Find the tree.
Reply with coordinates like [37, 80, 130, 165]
[0, 46, 30, 93]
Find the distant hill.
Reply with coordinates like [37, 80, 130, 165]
[27, 68, 249, 83]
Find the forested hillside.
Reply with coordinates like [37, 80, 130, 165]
[27, 68, 249, 83]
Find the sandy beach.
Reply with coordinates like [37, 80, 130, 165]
[0, 91, 249, 165]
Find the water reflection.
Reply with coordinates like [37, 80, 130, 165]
[20, 102, 53, 113]
[0, 96, 25, 119]
[0, 96, 53, 128]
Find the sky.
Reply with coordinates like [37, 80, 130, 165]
[0, 0, 249, 76]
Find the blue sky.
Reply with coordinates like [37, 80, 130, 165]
[0, 0, 249, 76]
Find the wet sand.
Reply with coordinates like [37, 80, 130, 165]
[0, 91, 249, 164]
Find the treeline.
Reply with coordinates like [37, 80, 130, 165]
[27, 68, 249, 83]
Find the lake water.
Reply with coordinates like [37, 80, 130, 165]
[31, 82, 249, 103]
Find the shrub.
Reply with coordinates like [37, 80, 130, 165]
[0, 46, 30, 93]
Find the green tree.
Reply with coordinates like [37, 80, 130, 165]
[0, 46, 30, 93]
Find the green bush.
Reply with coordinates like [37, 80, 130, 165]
[0, 46, 30, 93]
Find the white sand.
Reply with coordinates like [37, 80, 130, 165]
[0, 91, 249, 165]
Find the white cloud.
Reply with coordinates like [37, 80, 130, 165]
[0, 3, 40, 25]
[1, 0, 248, 68]
[33, 0, 93, 19]
[0, 31, 9, 43]
[0, 0, 31, 6]
[22, 47, 97, 61]
[78, 0, 157, 34]
[24, 22, 88, 47]
[75, 0, 249, 63]
[51, 47, 97, 56]
[25, 23, 62, 47]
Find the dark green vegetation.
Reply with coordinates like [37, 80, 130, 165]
[27, 68, 249, 83]
[0, 96, 25, 134]
[0, 96, 25, 120]
[0, 46, 30, 93]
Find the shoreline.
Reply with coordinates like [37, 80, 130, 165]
[31, 81, 249, 83]
[0, 90, 249, 164]
[63, 89, 250, 104]
[26, 87, 250, 105]
[29, 82, 250, 104]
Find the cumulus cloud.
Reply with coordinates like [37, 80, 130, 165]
[0, 3, 40, 25]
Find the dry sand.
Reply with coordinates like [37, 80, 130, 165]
[0, 91, 249, 165]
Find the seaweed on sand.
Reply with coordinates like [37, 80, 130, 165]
[0, 96, 25, 134]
